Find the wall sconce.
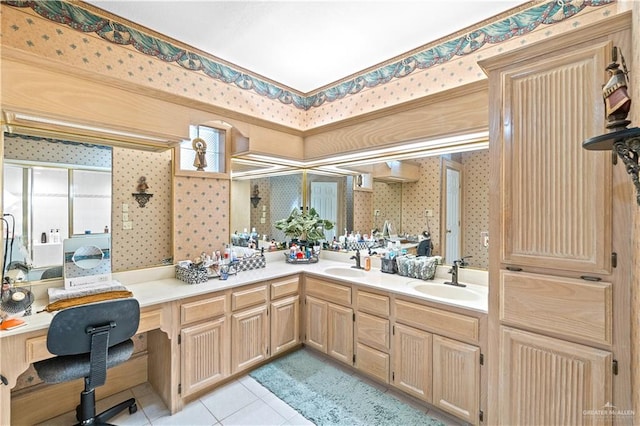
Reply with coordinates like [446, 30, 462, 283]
[132, 176, 153, 208]
[250, 184, 261, 208]
[583, 47, 640, 205]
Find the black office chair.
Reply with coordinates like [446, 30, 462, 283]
[34, 298, 140, 425]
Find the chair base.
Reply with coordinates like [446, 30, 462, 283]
[76, 388, 137, 425]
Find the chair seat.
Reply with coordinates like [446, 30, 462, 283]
[34, 339, 134, 384]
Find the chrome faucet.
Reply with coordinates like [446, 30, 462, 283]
[350, 249, 363, 269]
[444, 256, 472, 287]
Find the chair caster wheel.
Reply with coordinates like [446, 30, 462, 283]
[129, 403, 138, 415]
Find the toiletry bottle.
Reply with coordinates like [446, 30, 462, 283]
[364, 255, 371, 271]
[54, 229, 60, 243]
[104, 225, 109, 233]
[49, 229, 54, 243]
[41, 232, 47, 244]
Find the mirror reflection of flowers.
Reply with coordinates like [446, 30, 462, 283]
[192, 137, 208, 171]
[136, 176, 149, 193]
[274, 207, 334, 243]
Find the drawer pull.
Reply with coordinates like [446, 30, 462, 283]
[506, 266, 523, 272]
[581, 275, 602, 282]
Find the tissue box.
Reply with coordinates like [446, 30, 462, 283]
[236, 256, 266, 272]
[175, 265, 209, 284]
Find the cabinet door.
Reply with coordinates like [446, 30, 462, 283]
[392, 323, 432, 403]
[496, 43, 612, 274]
[499, 327, 612, 426]
[231, 305, 268, 374]
[271, 295, 300, 356]
[327, 302, 354, 365]
[181, 317, 229, 396]
[432, 335, 480, 425]
[304, 295, 327, 353]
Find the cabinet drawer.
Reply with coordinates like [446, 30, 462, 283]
[357, 312, 390, 351]
[357, 290, 389, 317]
[232, 285, 268, 311]
[138, 308, 162, 333]
[181, 294, 227, 325]
[500, 270, 612, 345]
[306, 277, 351, 305]
[395, 299, 479, 343]
[26, 335, 52, 363]
[271, 276, 299, 299]
[356, 343, 389, 384]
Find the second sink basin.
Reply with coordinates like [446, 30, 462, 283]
[406, 281, 483, 302]
[323, 266, 367, 278]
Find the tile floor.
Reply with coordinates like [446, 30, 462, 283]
[41, 350, 462, 426]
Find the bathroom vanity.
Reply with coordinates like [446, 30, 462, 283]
[0, 255, 487, 425]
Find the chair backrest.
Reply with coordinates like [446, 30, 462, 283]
[41, 266, 63, 280]
[46, 298, 140, 356]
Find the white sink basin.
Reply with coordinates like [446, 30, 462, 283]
[323, 267, 367, 278]
[406, 281, 482, 302]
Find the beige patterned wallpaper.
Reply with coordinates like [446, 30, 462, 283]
[353, 190, 373, 235]
[250, 177, 271, 238]
[462, 150, 490, 269]
[173, 175, 230, 261]
[373, 181, 402, 236]
[111, 148, 172, 271]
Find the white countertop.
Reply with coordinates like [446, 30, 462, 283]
[1, 255, 487, 339]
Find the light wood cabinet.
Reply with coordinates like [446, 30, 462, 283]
[486, 42, 612, 275]
[179, 293, 230, 398]
[355, 290, 391, 383]
[432, 335, 480, 425]
[392, 299, 482, 422]
[271, 295, 300, 355]
[304, 279, 354, 366]
[481, 15, 633, 425]
[392, 323, 432, 403]
[181, 316, 229, 396]
[231, 304, 269, 374]
[499, 327, 612, 426]
[305, 295, 328, 352]
[327, 302, 354, 365]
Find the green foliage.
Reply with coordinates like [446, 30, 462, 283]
[274, 207, 334, 243]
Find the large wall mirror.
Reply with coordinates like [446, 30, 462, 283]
[230, 147, 489, 270]
[2, 131, 174, 284]
[3, 133, 112, 282]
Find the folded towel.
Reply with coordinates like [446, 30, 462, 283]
[48, 281, 127, 304]
[40, 290, 133, 313]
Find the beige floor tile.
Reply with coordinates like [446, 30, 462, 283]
[199, 379, 259, 421]
[219, 398, 286, 426]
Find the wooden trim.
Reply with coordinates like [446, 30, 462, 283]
[304, 80, 488, 136]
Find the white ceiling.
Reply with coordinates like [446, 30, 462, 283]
[85, 1, 527, 93]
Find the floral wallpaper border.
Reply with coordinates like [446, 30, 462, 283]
[4, 0, 614, 110]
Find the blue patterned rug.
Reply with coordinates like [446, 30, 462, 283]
[249, 349, 446, 426]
